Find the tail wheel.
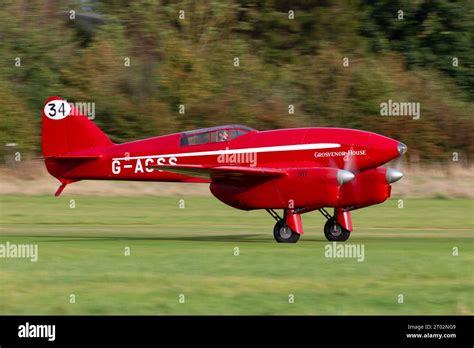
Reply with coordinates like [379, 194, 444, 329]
[273, 220, 300, 243]
[324, 217, 350, 242]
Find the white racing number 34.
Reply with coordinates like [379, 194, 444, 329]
[43, 100, 71, 120]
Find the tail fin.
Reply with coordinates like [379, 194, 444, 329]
[42, 97, 113, 195]
[42, 96, 113, 157]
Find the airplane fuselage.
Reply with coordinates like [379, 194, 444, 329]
[46, 127, 400, 183]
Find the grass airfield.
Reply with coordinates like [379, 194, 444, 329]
[0, 195, 472, 315]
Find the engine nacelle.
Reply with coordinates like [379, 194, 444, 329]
[210, 167, 343, 210]
[337, 167, 392, 209]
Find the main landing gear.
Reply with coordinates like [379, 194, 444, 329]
[266, 207, 352, 243]
[266, 209, 300, 243]
[318, 208, 352, 242]
[273, 219, 300, 243]
[323, 218, 351, 241]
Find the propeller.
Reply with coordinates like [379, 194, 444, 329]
[325, 142, 407, 185]
[386, 142, 407, 183]
[343, 144, 358, 173]
[323, 149, 355, 186]
[335, 145, 358, 186]
[337, 169, 355, 185]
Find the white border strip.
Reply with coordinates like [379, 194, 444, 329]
[112, 143, 341, 161]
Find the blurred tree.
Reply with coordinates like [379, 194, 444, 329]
[360, 0, 474, 101]
[0, 0, 471, 161]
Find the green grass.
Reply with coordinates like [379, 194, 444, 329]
[0, 195, 473, 315]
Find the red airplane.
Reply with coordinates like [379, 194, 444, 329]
[42, 96, 406, 243]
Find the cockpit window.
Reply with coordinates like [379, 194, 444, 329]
[230, 129, 248, 139]
[180, 125, 253, 146]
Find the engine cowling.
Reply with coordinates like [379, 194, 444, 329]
[337, 167, 392, 209]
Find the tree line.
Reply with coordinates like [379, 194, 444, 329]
[0, 0, 472, 162]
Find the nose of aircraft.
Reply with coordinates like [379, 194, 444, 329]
[397, 142, 408, 155]
[362, 132, 408, 170]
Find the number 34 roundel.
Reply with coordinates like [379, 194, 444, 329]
[43, 100, 71, 120]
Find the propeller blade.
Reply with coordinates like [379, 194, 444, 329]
[343, 145, 358, 172]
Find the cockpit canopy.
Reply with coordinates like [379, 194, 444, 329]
[180, 125, 254, 146]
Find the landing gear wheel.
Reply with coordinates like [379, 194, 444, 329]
[324, 217, 350, 242]
[273, 220, 300, 243]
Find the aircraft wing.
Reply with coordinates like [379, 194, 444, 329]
[147, 164, 286, 180]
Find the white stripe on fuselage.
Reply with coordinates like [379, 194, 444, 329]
[112, 143, 341, 161]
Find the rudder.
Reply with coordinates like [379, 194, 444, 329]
[42, 96, 113, 157]
[42, 97, 113, 194]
